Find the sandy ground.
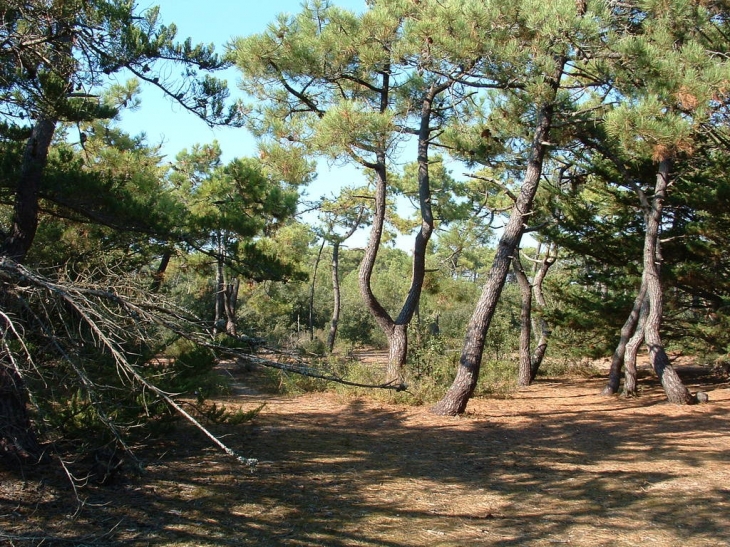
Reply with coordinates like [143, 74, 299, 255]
[1, 361, 729, 546]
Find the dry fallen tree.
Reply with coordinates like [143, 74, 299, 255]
[0, 258, 403, 472]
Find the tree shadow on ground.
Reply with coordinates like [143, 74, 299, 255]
[1, 370, 729, 546]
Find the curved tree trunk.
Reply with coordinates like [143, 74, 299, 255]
[224, 278, 240, 336]
[432, 53, 568, 416]
[358, 81, 443, 386]
[528, 244, 556, 382]
[623, 295, 648, 397]
[642, 159, 695, 404]
[150, 248, 173, 293]
[0, 118, 57, 463]
[602, 280, 647, 395]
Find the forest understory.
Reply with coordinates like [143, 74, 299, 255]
[1, 355, 728, 547]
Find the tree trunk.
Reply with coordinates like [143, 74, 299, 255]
[528, 245, 556, 382]
[642, 159, 695, 404]
[513, 254, 533, 387]
[623, 295, 648, 397]
[358, 81, 442, 386]
[214, 237, 225, 335]
[602, 280, 647, 395]
[1, 118, 57, 263]
[386, 324, 408, 385]
[327, 241, 342, 353]
[150, 248, 173, 293]
[309, 238, 326, 341]
[0, 364, 43, 464]
[224, 278, 240, 336]
[432, 57, 567, 416]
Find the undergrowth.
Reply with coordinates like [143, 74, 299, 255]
[262, 335, 605, 405]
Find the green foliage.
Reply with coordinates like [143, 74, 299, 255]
[194, 402, 265, 426]
[299, 336, 328, 356]
[0, 0, 242, 133]
[474, 360, 518, 399]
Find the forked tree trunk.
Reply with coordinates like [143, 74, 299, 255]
[642, 159, 695, 404]
[359, 81, 443, 386]
[602, 280, 647, 395]
[623, 295, 648, 397]
[432, 55, 567, 416]
[528, 246, 556, 381]
[0, 365, 42, 464]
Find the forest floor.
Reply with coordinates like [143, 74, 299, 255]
[1, 354, 729, 546]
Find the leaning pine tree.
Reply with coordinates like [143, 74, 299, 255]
[432, 0, 593, 415]
[230, 0, 484, 385]
[599, 0, 730, 402]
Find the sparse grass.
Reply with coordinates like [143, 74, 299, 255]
[537, 357, 604, 379]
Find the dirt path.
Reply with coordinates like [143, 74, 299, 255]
[2, 365, 729, 546]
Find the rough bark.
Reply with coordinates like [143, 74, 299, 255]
[1, 118, 57, 263]
[623, 295, 648, 397]
[358, 156, 393, 351]
[0, 118, 57, 462]
[224, 278, 240, 336]
[642, 159, 695, 404]
[431, 57, 567, 415]
[602, 280, 647, 395]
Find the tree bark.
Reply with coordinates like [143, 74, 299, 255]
[0, 118, 57, 462]
[432, 56, 567, 416]
[358, 80, 443, 385]
[309, 238, 326, 341]
[214, 233, 226, 335]
[224, 278, 240, 336]
[528, 246, 556, 382]
[602, 280, 647, 395]
[623, 294, 648, 397]
[642, 159, 695, 404]
[327, 240, 342, 352]
[1, 118, 57, 263]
